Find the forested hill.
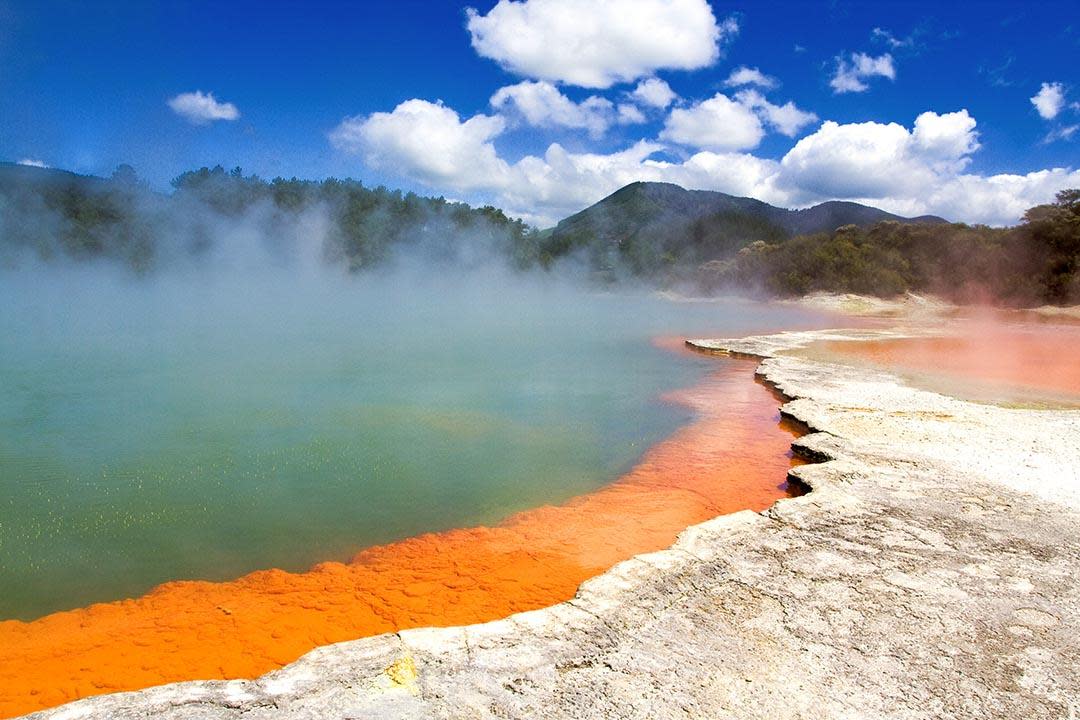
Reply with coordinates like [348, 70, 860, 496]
[534, 181, 946, 275]
[0, 162, 535, 272]
[0, 162, 113, 194]
[1, 162, 1077, 306]
[699, 189, 1080, 306]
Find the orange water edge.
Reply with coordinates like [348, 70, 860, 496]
[0, 355, 801, 718]
[813, 322, 1080, 399]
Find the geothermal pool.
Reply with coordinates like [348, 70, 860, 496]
[799, 315, 1080, 406]
[0, 270, 829, 716]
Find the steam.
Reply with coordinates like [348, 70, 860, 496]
[0, 169, 541, 282]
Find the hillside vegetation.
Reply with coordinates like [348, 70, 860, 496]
[534, 181, 946, 278]
[0, 163, 534, 273]
[699, 189, 1080, 306]
[1, 163, 1077, 306]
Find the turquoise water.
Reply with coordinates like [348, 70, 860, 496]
[0, 269, 825, 620]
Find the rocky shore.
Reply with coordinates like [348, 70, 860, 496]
[26, 328, 1080, 720]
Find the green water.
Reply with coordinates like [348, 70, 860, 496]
[0, 270, 824, 620]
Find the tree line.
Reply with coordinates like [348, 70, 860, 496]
[2, 162, 1077, 306]
[0, 164, 538, 273]
[695, 190, 1080, 306]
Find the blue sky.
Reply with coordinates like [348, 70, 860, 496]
[1, 0, 1077, 225]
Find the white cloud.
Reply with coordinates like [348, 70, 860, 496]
[779, 110, 978, 200]
[490, 81, 616, 137]
[499, 140, 670, 223]
[734, 90, 818, 137]
[659, 90, 816, 151]
[723, 66, 778, 89]
[328, 99, 509, 191]
[661, 93, 765, 151]
[1030, 82, 1066, 120]
[1043, 125, 1079, 144]
[16, 158, 48, 168]
[617, 103, 647, 124]
[500, 142, 788, 226]
[662, 151, 784, 202]
[330, 99, 1078, 228]
[631, 78, 677, 108]
[167, 90, 240, 124]
[768, 109, 1072, 226]
[911, 169, 1080, 227]
[466, 0, 734, 88]
[830, 52, 895, 94]
[780, 119, 919, 198]
[871, 27, 914, 49]
[910, 109, 980, 171]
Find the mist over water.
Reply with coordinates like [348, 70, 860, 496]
[0, 258, 826, 621]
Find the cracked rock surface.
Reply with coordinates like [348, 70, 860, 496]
[28, 329, 1080, 720]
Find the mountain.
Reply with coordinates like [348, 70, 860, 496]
[779, 200, 947, 235]
[0, 161, 113, 194]
[540, 181, 947, 275]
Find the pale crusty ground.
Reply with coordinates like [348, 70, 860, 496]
[1029, 304, 1080, 322]
[785, 291, 1080, 326]
[26, 328, 1080, 720]
[780, 291, 955, 319]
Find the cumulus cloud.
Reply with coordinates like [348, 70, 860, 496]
[630, 78, 677, 108]
[910, 109, 980, 170]
[466, 0, 734, 88]
[498, 142, 789, 226]
[660, 93, 765, 151]
[16, 158, 48, 168]
[330, 99, 1078, 228]
[523, 138, 1076, 227]
[328, 99, 509, 191]
[617, 103, 647, 124]
[780, 119, 918, 198]
[908, 168, 1080, 228]
[497, 140, 669, 223]
[167, 90, 240, 124]
[723, 66, 778, 89]
[734, 90, 818, 137]
[490, 81, 617, 137]
[1030, 82, 1066, 120]
[660, 151, 783, 202]
[780, 111, 979, 199]
[659, 90, 817, 150]
[766, 110, 1077, 226]
[829, 52, 895, 94]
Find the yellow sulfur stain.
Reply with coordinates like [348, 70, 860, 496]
[385, 656, 418, 695]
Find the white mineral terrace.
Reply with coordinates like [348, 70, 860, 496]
[28, 327, 1080, 720]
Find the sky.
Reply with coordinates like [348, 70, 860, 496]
[0, 0, 1078, 226]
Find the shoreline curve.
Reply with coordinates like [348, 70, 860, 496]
[19, 327, 1080, 720]
[2, 349, 801, 718]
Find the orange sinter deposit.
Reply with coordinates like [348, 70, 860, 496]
[0, 350, 802, 718]
[813, 320, 1080, 401]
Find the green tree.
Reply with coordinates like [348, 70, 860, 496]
[1022, 189, 1080, 303]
